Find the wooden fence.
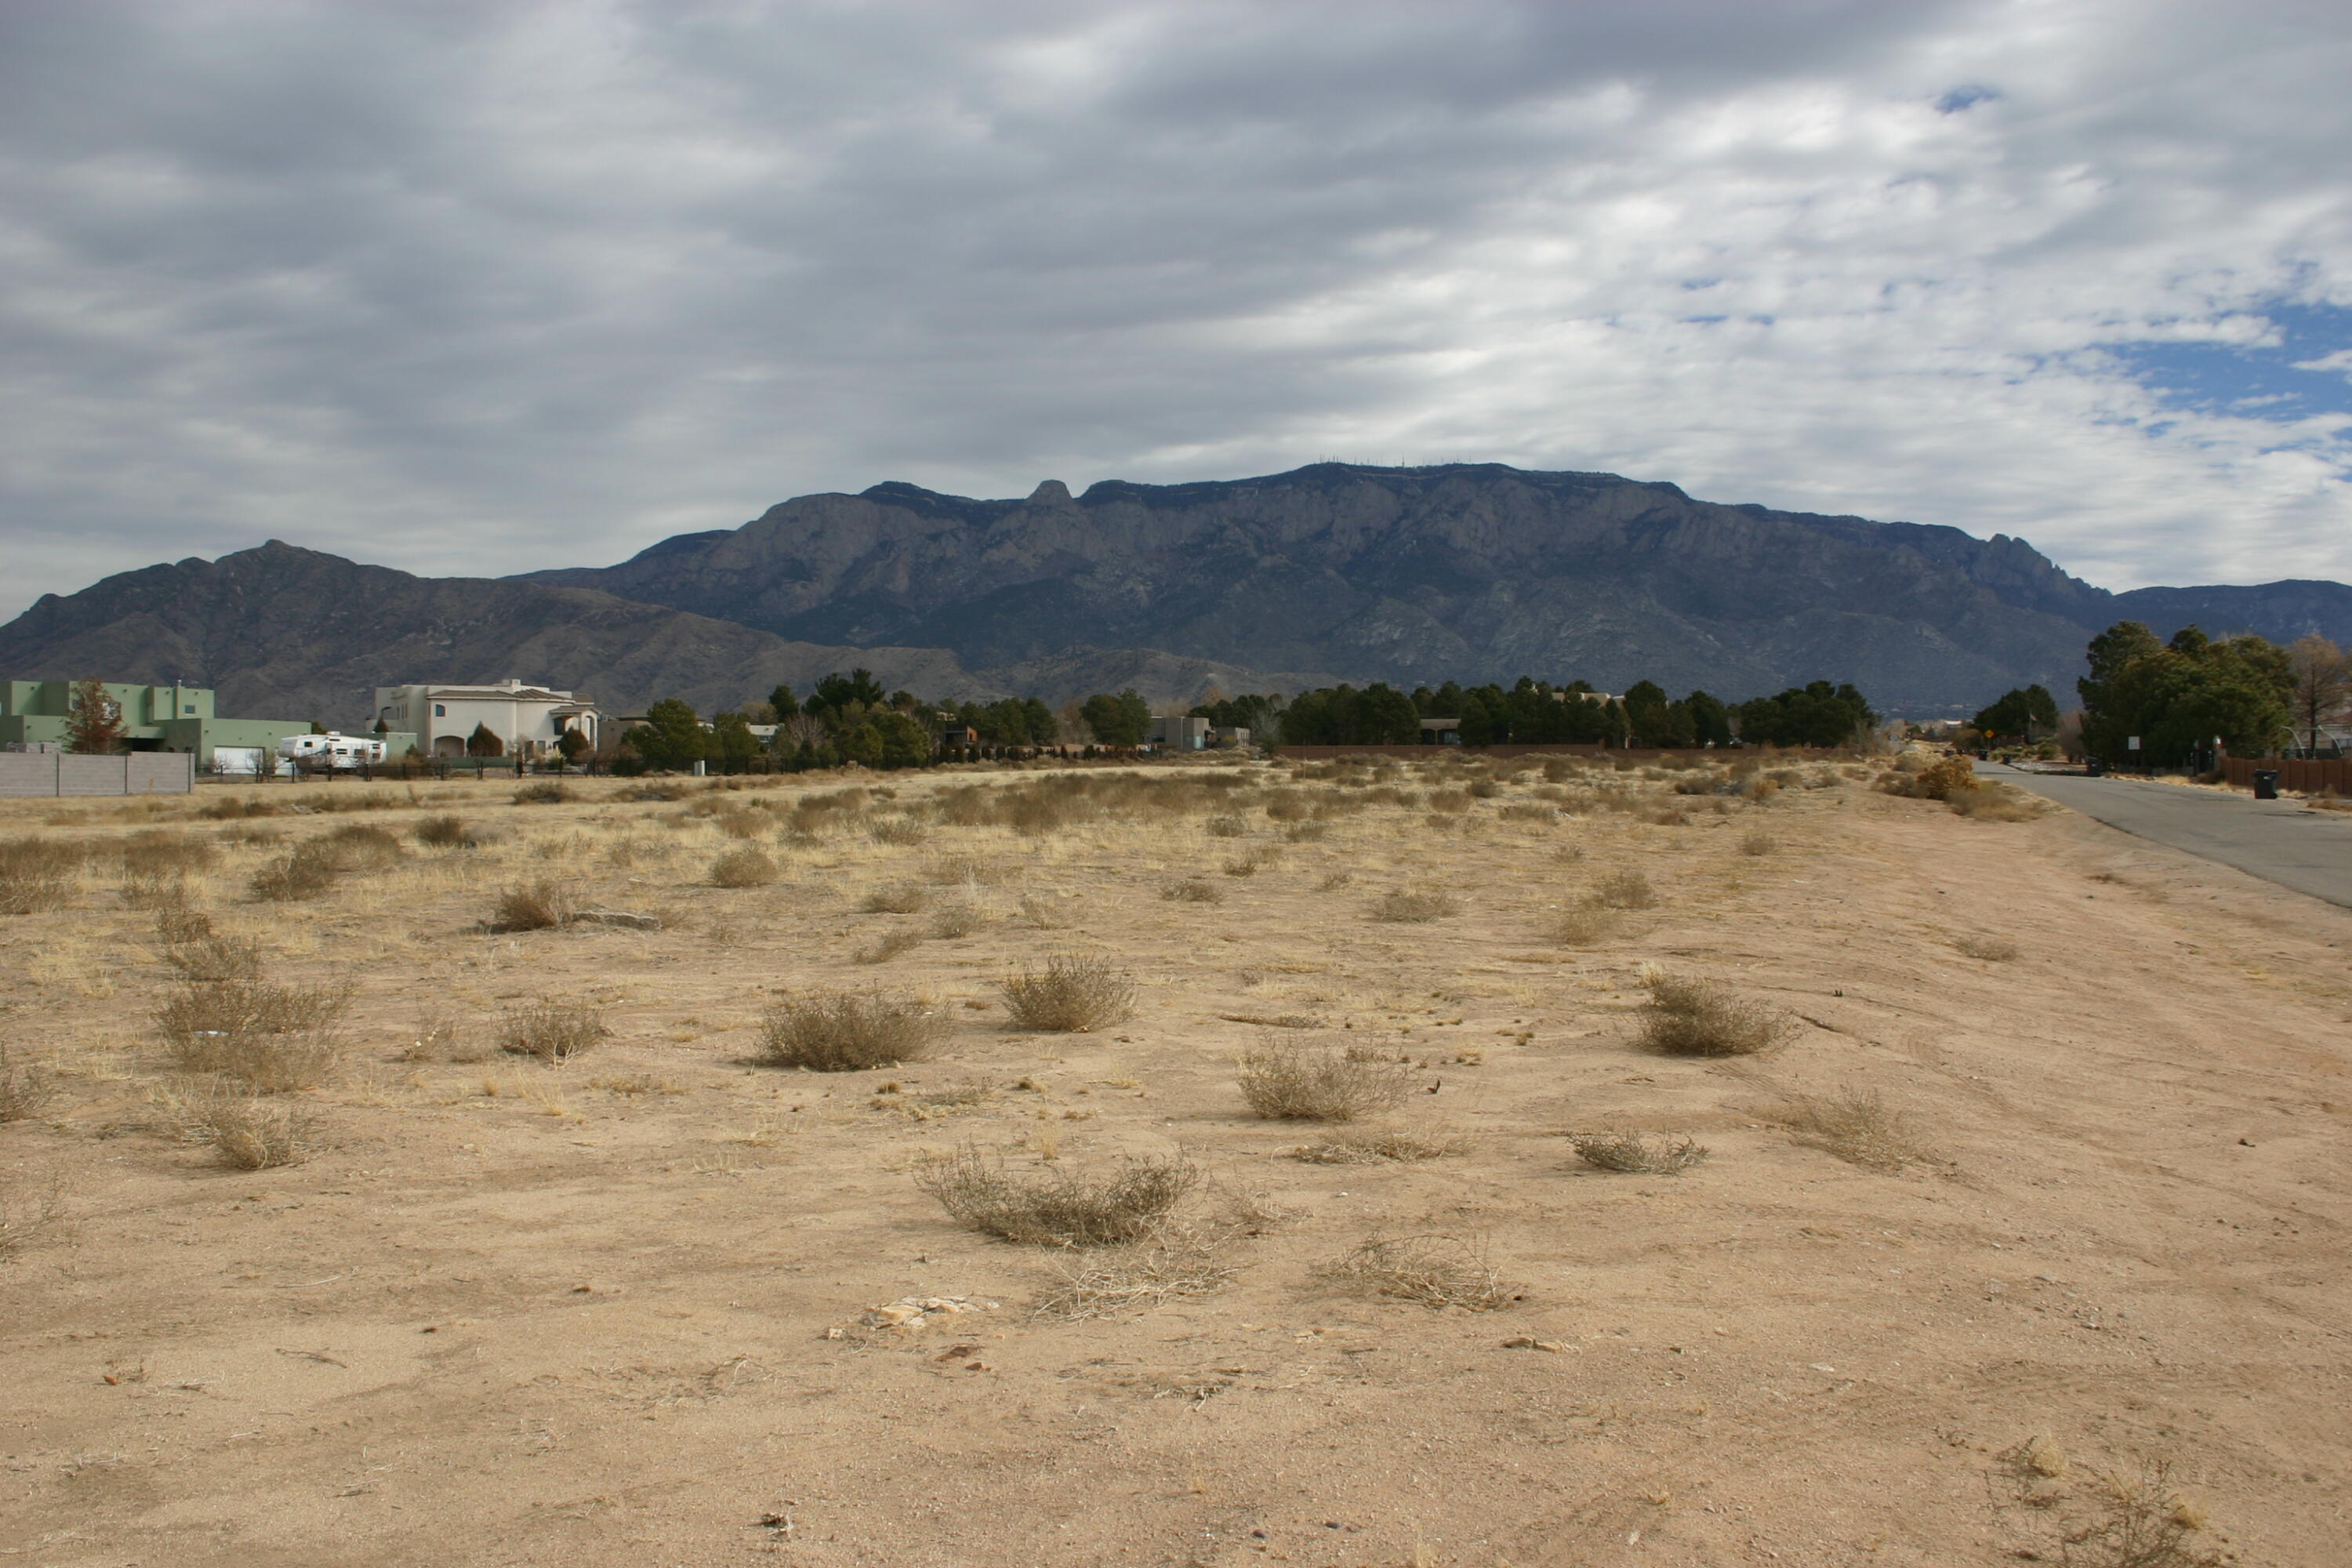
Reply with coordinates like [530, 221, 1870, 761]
[2222, 755, 2352, 795]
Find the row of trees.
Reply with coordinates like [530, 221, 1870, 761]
[1270, 676, 1876, 749]
[2076, 623, 2347, 765]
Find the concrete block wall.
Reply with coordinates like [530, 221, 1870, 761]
[0, 752, 194, 796]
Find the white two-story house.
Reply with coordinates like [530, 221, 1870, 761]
[372, 680, 601, 760]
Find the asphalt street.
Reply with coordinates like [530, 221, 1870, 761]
[1984, 763, 2352, 909]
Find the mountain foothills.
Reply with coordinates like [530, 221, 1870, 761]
[6, 463, 2350, 726]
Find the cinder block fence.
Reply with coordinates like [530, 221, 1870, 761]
[0, 751, 195, 797]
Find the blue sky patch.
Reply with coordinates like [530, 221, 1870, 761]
[1934, 85, 2001, 114]
[2100, 302, 2352, 422]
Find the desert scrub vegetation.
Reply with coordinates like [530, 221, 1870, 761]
[917, 1145, 1197, 1247]
[1588, 867, 1658, 909]
[162, 929, 264, 982]
[1739, 829, 1777, 856]
[1955, 933, 2022, 961]
[926, 902, 983, 938]
[0, 1045, 56, 1123]
[497, 1000, 609, 1062]
[1947, 779, 2053, 822]
[1773, 1087, 1923, 1170]
[1160, 877, 1225, 904]
[0, 837, 82, 914]
[1369, 889, 1461, 923]
[248, 823, 401, 901]
[996, 952, 1136, 1032]
[1290, 1127, 1466, 1163]
[155, 978, 344, 1091]
[490, 880, 577, 932]
[1031, 1219, 1240, 1321]
[1541, 906, 1622, 946]
[512, 779, 572, 804]
[860, 885, 927, 914]
[709, 846, 782, 887]
[1237, 1038, 1412, 1121]
[1637, 970, 1795, 1057]
[1316, 1234, 1519, 1312]
[414, 814, 483, 848]
[852, 927, 925, 965]
[158, 1080, 319, 1170]
[1570, 1130, 1709, 1174]
[757, 990, 946, 1070]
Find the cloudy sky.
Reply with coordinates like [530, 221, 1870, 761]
[4, 0, 2350, 622]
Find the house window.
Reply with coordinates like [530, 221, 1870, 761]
[184, 705, 196, 714]
[434, 703, 446, 717]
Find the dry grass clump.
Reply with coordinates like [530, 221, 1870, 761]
[1221, 845, 1281, 877]
[0, 1045, 56, 1123]
[246, 826, 396, 902]
[853, 927, 924, 964]
[1238, 1038, 1412, 1121]
[917, 1146, 1197, 1247]
[0, 837, 82, 914]
[1369, 889, 1461, 923]
[1032, 1220, 1239, 1321]
[118, 831, 219, 877]
[1956, 933, 2022, 961]
[1290, 1127, 1467, 1163]
[1878, 753, 1977, 800]
[1161, 877, 1225, 904]
[164, 931, 264, 982]
[0, 1171, 66, 1261]
[1590, 867, 1658, 909]
[997, 953, 1136, 1032]
[1948, 780, 2053, 822]
[1570, 1130, 1710, 1174]
[1203, 815, 1248, 838]
[1542, 906, 1622, 946]
[155, 979, 343, 1090]
[757, 991, 946, 1069]
[2054, 1461, 2223, 1568]
[1773, 1087, 1922, 1170]
[415, 814, 481, 848]
[1739, 830, 1777, 856]
[497, 999, 609, 1062]
[862, 885, 928, 914]
[513, 779, 572, 804]
[868, 816, 928, 847]
[491, 880, 577, 932]
[927, 902, 983, 938]
[710, 846, 782, 887]
[1637, 970, 1795, 1057]
[1316, 1234, 1519, 1312]
[158, 1080, 319, 1169]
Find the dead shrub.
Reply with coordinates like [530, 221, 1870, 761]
[710, 846, 782, 887]
[400, 1014, 488, 1063]
[1590, 868, 1657, 909]
[1739, 830, 1777, 856]
[1317, 1234, 1519, 1312]
[927, 902, 983, 938]
[1032, 1220, 1239, 1320]
[159, 1080, 318, 1169]
[198, 795, 284, 820]
[1949, 781, 2052, 822]
[757, 991, 946, 1070]
[1543, 906, 1622, 946]
[868, 817, 928, 847]
[491, 880, 577, 932]
[1637, 971, 1795, 1057]
[498, 999, 609, 1062]
[1956, 934, 2021, 961]
[1878, 754, 1977, 801]
[1203, 815, 1248, 838]
[165, 934, 264, 982]
[1773, 1087, 1922, 1170]
[249, 826, 394, 901]
[120, 871, 190, 909]
[1161, 877, 1225, 904]
[1291, 1127, 1466, 1163]
[854, 927, 924, 964]
[997, 953, 1135, 1032]
[320, 822, 404, 868]
[918, 1145, 1197, 1247]
[1238, 1037, 1412, 1121]
[1369, 890, 1460, 923]
[415, 814, 480, 848]
[1571, 1130, 1709, 1174]
[513, 780, 572, 804]
[0, 838, 82, 914]
[1282, 821, 1331, 842]
[0, 1045, 56, 1123]
[861, 885, 927, 914]
[0, 1171, 66, 1261]
[155, 979, 343, 1090]
[1221, 845, 1280, 877]
[118, 831, 218, 877]
[2054, 1460, 2222, 1568]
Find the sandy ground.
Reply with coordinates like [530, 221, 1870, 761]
[1, 756, 2347, 1568]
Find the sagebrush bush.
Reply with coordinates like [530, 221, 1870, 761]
[1589, 868, 1657, 909]
[1370, 890, 1460, 923]
[1238, 1038, 1412, 1121]
[1878, 754, 1978, 801]
[1775, 1087, 1921, 1169]
[1637, 971, 1794, 1057]
[757, 991, 945, 1069]
[1571, 1131, 1709, 1174]
[997, 953, 1136, 1032]
[492, 880, 577, 932]
[710, 847, 782, 887]
[165, 933, 264, 982]
[155, 979, 344, 1090]
[917, 1146, 1196, 1247]
[927, 902, 982, 938]
[161, 1080, 318, 1169]
[248, 826, 395, 902]
[868, 816, 928, 847]
[1544, 906, 1621, 946]
[1316, 1234, 1518, 1312]
[415, 815, 478, 848]
[513, 780, 572, 804]
[498, 1000, 608, 1062]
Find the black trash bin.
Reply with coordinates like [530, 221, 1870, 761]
[2085, 758, 2104, 777]
[2252, 769, 2280, 800]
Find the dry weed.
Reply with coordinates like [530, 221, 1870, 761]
[164, 934, 263, 982]
[2053, 1460, 2222, 1568]
[1957, 934, 2022, 961]
[1570, 1130, 1710, 1174]
[1317, 1234, 1519, 1312]
[1773, 1087, 1922, 1170]
[513, 779, 572, 804]
[927, 902, 983, 938]
[1637, 971, 1795, 1057]
[491, 880, 577, 932]
[1542, 906, 1622, 946]
[1739, 830, 1777, 856]
[1290, 1127, 1467, 1163]
[1370, 890, 1461, 923]
[757, 991, 946, 1070]
[158, 1080, 319, 1169]
[710, 847, 782, 887]
[1162, 878, 1225, 904]
[1590, 868, 1658, 909]
[0, 838, 82, 913]
[853, 928, 925, 965]
[1031, 1220, 1240, 1321]
[918, 1145, 1196, 1247]
[155, 979, 344, 1090]
[1238, 1038, 1412, 1121]
[413, 814, 479, 848]
[862, 886, 927, 914]
[0, 1171, 66, 1261]
[997, 953, 1136, 1032]
[1203, 815, 1248, 838]
[0, 1045, 56, 1123]
[497, 1000, 609, 1062]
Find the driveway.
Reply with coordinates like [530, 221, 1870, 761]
[1982, 762, 2352, 909]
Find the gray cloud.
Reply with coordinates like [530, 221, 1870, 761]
[3, 0, 2350, 621]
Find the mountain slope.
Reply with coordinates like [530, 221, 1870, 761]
[521, 463, 2123, 710]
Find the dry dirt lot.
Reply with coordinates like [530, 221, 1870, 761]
[2, 754, 2347, 1567]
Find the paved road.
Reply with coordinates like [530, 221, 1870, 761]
[1982, 762, 2352, 909]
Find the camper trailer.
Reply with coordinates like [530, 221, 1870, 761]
[277, 732, 388, 771]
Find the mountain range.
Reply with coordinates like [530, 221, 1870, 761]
[5, 463, 2349, 726]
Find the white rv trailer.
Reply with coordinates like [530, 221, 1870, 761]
[276, 732, 388, 771]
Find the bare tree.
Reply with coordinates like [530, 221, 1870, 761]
[2288, 634, 2350, 754]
